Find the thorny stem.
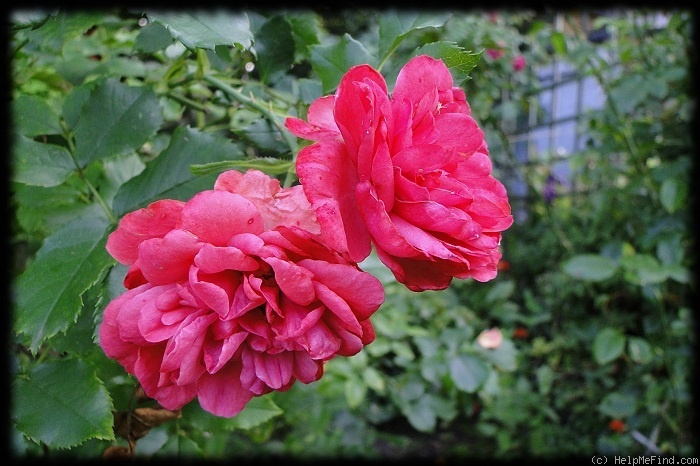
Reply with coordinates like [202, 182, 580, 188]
[202, 74, 300, 188]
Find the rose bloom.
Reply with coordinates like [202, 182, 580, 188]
[285, 55, 513, 291]
[485, 48, 505, 60]
[476, 328, 503, 349]
[99, 169, 384, 417]
[512, 55, 526, 72]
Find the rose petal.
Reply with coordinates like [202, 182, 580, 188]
[215, 170, 320, 234]
[138, 229, 202, 285]
[179, 190, 264, 246]
[296, 141, 372, 262]
[106, 200, 185, 265]
[197, 361, 254, 417]
[298, 259, 384, 321]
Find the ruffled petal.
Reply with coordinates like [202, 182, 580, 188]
[106, 200, 185, 265]
[296, 142, 372, 262]
[138, 229, 202, 285]
[197, 361, 254, 417]
[179, 190, 264, 246]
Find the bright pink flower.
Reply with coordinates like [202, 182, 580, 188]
[512, 55, 526, 72]
[285, 55, 513, 291]
[100, 169, 384, 417]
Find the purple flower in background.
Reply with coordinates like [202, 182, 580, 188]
[544, 174, 560, 204]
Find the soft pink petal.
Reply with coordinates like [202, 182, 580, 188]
[138, 229, 202, 285]
[194, 243, 259, 274]
[253, 351, 294, 390]
[197, 361, 254, 417]
[264, 257, 316, 306]
[375, 246, 454, 292]
[393, 200, 481, 242]
[296, 142, 371, 262]
[292, 352, 324, 383]
[391, 144, 451, 175]
[203, 331, 249, 374]
[214, 169, 320, 234]
[355, 181, 418, 257]
[312, 281, 362, 335]
[179, 190, 264, 246]
[334, 65, 388, 159]
[188, 267, 237, 318]
[99, 284, 156, 371]
[135, 345, 199, 410]
[433, 113, 484, 155]
[106, 200, 185, 265]
[161, 311, 217, 374]
[298, 259, 384, 321]
[392, 55, 454, 109]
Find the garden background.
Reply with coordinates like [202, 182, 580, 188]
[9, 8, 695, 460]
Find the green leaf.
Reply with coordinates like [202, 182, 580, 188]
[72, 78, 163, 168]
[363, 367, 386, 393]
[627, 337, 653, 364]
[598, 392, 637, 418]
[112, 126, 245, 217]
[562, 254, 618, 282]
[146, 11, 253, 51]
[12, 94, 62, 137]
[287, 12, 321, 60]
[485, 280, 515, 303]
[134, 21, 173, 53]
[255, 16, 295, 84]
[191, 158, 292, 177]
[310, 34, 375, 94]
[413, 41, 482, 84]
[344, 377, 368, 409]
[659, 178, 687, 214]
[592, 327, 626, 365]
[480, 339, 518, 372]
[24, 12, 104, 54]
[663, 264, 690, 284]
[449, 354, 489, 393]
[233, 118, 289, 154]
[14, 216, 113, 353]
[403, 396, 437, 433]
[154, 433, 203, 458]
[12, 134, 75, 187]
[228, 397, 283, 430]
[378, 11, 452, 64]
[621, 254, 668, 285]
[13, 358, 114, 448]
[550, 31, 568, 54]
[536, 365, 555, 395]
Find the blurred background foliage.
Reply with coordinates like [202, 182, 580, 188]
[9, 8, 694, 460]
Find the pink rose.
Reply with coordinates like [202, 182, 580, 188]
[512, 55, 526, 72]
[486, 48, 505, 60]
[285, 55, 513, 291]
[99, 169, 384, 417]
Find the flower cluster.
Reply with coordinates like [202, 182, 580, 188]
[100, 170, 383, 417]
[286, 55, 513, 291]
[100, 56, 512, 417]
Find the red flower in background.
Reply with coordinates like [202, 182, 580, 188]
[609, 419, 626, 433]
[512, 55, 526, 72]
[99, 170, 384, 417]
[486, 48, 505, 60]
[286, 55, 513, 291]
